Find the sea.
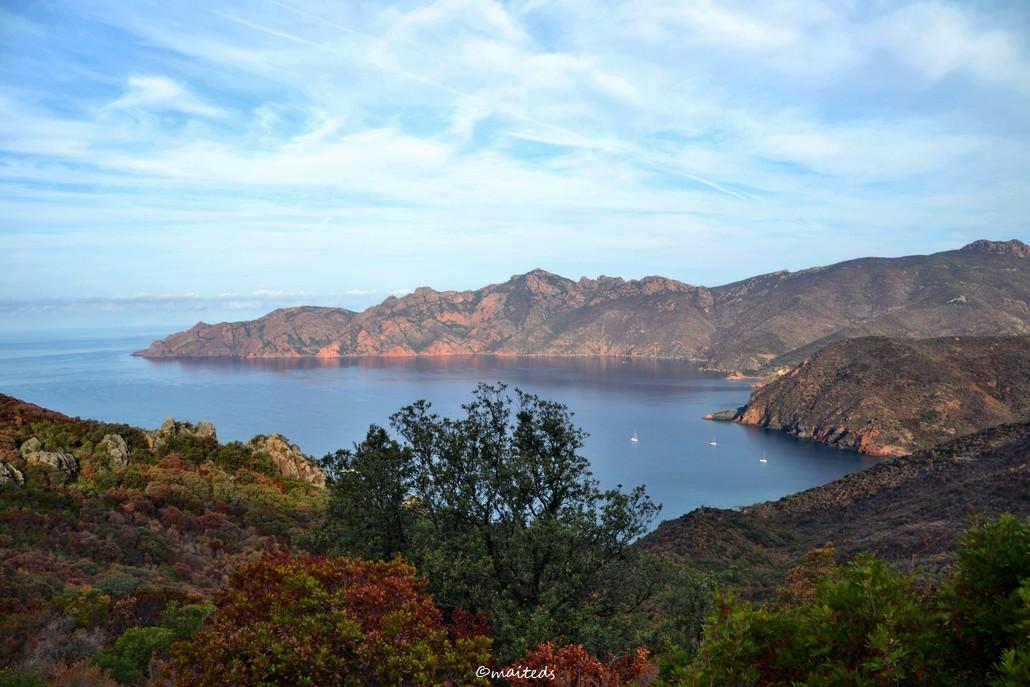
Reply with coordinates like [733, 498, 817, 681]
[0, 328, 877, 522]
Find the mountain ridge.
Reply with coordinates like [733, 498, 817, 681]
[135, 239, 1030, 371]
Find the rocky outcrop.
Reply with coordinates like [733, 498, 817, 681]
[733, 335, 1030, 456]
[19, 437, 78, 482]
[960, 238, 1030, 258]
[246, 434, 326, 488]
[0, 461, 24, 487]
[96, 434, 129, 468]
[145, 417, 217, 451]
[134, 239, 1030, 372]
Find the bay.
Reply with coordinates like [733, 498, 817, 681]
[0, 329, 877, 521]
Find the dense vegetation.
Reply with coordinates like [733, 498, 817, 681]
[0, 394, 326, 685]
[312, 384, 710, 661]
[2, 390, 1028, 686]
[173, 553, 491, 686]
[675, 515, 1030, 686]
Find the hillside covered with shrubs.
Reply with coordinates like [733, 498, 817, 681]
[1, 389, 1028, 686]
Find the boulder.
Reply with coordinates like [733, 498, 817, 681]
[246, 434, 326, 488]
[20, 437, 78, 482]
[96, 434, 129, 467]
[195, 421, 217, 440]
[0, 461, 24, 487]
[146, 417, 218, 451]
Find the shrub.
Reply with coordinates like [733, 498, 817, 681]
[686, 556, 942, 685]
[54, 587, 111, 629]
[0, 669, 44, 687]
[46, 660, 118, 687]
[172, 552, 491, 686]
[506, 643, 656, 686]
[686, 515, 1030, 686]
[93, 626, 175, 684]
[158, 601, 212, 640]
[943, 514, 1030, 681]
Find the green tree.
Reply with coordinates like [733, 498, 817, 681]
[320, 383, 661, 659]
[943, 514, 1030, 684]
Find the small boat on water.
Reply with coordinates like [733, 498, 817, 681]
[630, 431, 639, 443]
[759, 452, 768, 463]
[708, 436, 717, 446]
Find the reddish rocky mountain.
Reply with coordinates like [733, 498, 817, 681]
[732, 335, 1030, 456]
[136, 239, 1030, 371]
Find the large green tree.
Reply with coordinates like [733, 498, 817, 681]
[317, 383, 664, 659]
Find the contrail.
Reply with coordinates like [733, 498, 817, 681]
[213, 4, 754, 201]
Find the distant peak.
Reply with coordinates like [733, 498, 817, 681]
[960, 239, 1029, 257]
[507, 268, 571, 285]
[515, 268, 559, 279]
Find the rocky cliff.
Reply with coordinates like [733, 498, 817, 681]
[733, 335, 1030, 456]
[643, 420, 1030, 597]
[135, 239, 1030, 371]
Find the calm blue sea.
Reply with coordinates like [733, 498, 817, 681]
[0, 329, 877, 521]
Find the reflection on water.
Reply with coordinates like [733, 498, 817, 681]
[0, 330, 878, 520]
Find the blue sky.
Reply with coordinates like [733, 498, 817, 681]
[2, 0, 1029, 330]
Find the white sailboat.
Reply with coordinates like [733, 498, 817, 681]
[630, 431, 639, 443]
[708, 436, 717, 446]
[759, 452, 768, 463]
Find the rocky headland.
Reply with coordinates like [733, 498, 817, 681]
[725, 335, 1030, 456]
[135, 239, 1030, 373]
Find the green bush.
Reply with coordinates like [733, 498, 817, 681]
[945, 515, 1030, 662]
[159, 601, 212, 640]
[95, 572, 148, 598]
[28, 420, 70, 451]
[0, 669, 44, 687]
[55, 587, 111, 628]
[683, 515, 1030, 686]
[93, 626, 175, 684]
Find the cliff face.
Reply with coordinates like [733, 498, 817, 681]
[135, 239, 1030, 370]
[736, 335, 1030, 456]
[643, 420, 1030, 597]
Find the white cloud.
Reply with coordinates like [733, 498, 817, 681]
[878, 2, 1030, 94]
[1, 0, 1028, 307]
[108, 75, 226, 117]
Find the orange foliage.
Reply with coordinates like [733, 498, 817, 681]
[506, 643, 656, 687]
[173, 552, 491, 687]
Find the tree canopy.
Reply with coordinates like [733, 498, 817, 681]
[317, 383, 663, 659]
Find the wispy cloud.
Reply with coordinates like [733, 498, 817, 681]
[1, 0, 1028, 328]
[108, 75, 226, 118]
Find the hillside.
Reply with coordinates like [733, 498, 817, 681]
[642, 419, 1030, 597]
[135, 239, 1030, 371]
[732, 335, 1030, 456]
[0, 393, 327, 677]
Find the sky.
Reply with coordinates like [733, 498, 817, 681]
[2, 0, 1029, 331]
